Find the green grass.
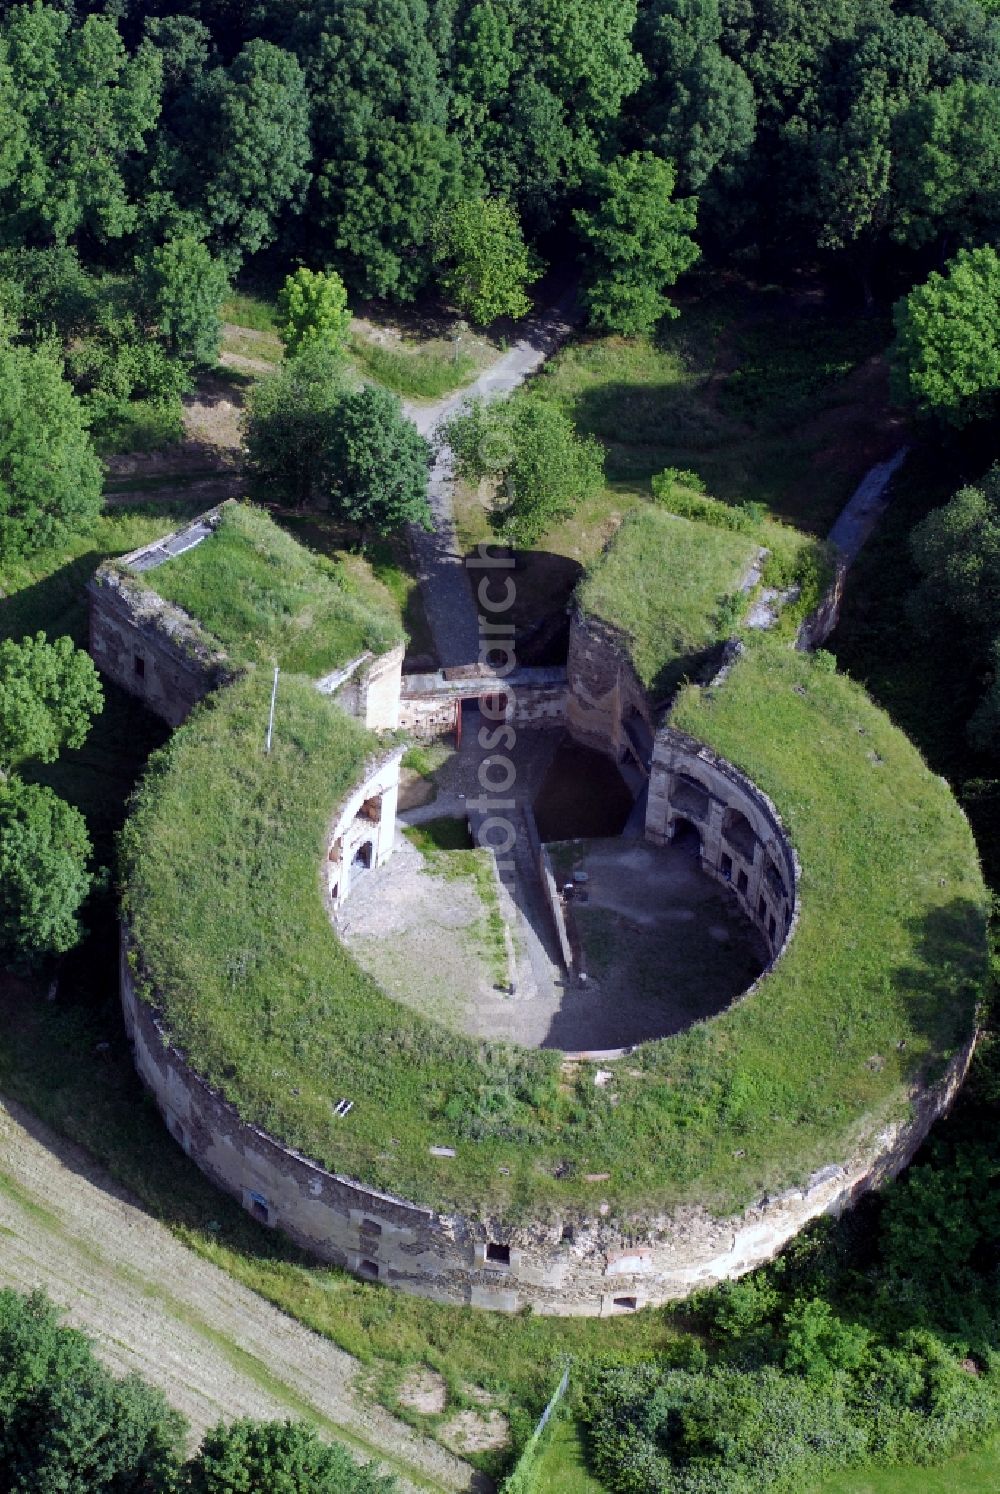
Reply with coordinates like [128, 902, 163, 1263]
[534, 283, 890, 537]
[125, 501, 403, 675]
[575, 502, 830, 698]
[532, 1416, 608, 1493]
[577, 508, 761, 697]
[811, 1436, 1000, 1493]
[121, 641, 985, 1218]
[349, 334, 479, 399]
[221, 292, 278, 334]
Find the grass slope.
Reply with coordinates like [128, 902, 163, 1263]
[122, 645, 985, 1219]
[576, 508, 760, 696]
[135, 501, 403, 674]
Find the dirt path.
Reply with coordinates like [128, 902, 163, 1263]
[0, 1095, 478, 1494]
[404, 285, 581, 666]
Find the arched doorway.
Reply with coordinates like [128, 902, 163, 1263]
[670, 817, 702, 857]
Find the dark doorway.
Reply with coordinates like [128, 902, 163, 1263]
[671, 817, 702, 857]
[353, 840, 374, 872]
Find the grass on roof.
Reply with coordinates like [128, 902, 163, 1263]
[576, 508, 761, 697]
[122, 647, 986, 1221]
[140, 502, 403, 674]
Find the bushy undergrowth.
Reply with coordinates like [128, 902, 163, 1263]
[580, 1045, 1000, 1493]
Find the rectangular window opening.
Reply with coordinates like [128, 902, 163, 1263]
[360, 1217, 383, 1237]
[720, 853, 733, 881]
[613, 1296, 638, 1311]
[737, 868, 749, 895]
[359, 1258, 379, 1279]
[134, 654, 145, 678]
[768, 915, 777, 941]
[758, 896, 767, 921]
[486, 1241, 511, 1266]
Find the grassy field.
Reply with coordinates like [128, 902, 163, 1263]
[348, 333, 481, 399]
[812, 1437, 1000, 1493]
[532, 1415, 608, 1492]
[535, 282, 894, 538]
[130, 501, 403, 673]
[576, 507, 761, 696]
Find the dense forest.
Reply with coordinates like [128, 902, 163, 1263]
[0, 2, 998, 1492]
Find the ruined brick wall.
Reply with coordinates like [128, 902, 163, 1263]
[87, 571, 231, 727]
[565, 610, 653, 761]
[122, 931, 974, 1316]
[398, 669, 567, 738]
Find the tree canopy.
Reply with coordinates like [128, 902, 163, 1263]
[0, 779, 95, 968]
[185, 1418, 395, 1493]
[276, 267, 352, 356]
[891, 246, 1000, 425]
[244, 350, 431, 535]
[574, 152, 700, 335]
[444, 394, 604, 545]
[0, 633, 103, 774]
[0, 338, 103, 560]
[434, 196, 539, 324]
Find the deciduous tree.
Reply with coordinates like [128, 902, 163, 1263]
[573, 152, 699, 336]
[0, 339, 103, 559]
[434, 196, 539, 323]
[143, 235, 230, 365]
[327, 385, 432, 536]
[0, 780, 94, 967]
[276, 267, 351, 356]
[890, 247, 1000, 425]
[0, 633, 103, 774]
[444, 394, 604, 546]
[184, 1417, 395, 1493]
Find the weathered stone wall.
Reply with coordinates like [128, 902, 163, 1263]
[565, 610, 654, 765]
[325, 749, 403, 908]
[87, 570, 232, 727]
[646, 727, 798, 963]
[121, 930, 974, 1316]
[331, 645, 405, 730]
[398, 666, 567, 737]
[795, 556, 848, 652]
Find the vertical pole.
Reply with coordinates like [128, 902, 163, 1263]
[265, 667, 279, 754]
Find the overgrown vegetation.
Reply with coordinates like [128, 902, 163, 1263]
[119, 645, 984, 1218]
[576, 502, 829, 698]
[127, 501, 403, 674]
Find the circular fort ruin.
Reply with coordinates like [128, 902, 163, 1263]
[98, 503, 988, 1315]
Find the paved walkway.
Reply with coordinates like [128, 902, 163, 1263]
[405, 287, 580, 666]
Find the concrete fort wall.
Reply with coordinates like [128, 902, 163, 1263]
[87, 570, 232, 728]
[121, 930, 974, 1315]
[398, 665, 567, 737]
[565, 610, 655, 764]
[646, 726, 799, 964]
[325, 749, 403, 908]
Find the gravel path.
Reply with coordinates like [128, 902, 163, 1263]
[405, 286, 580, 666]
[0, 1095, 478, 1494]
